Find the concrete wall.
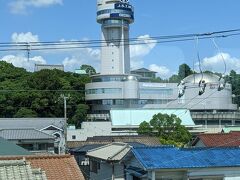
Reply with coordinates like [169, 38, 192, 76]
[147, 168, 240, 180]
[188, 167, 240, 180]
[67, 122, 112, 141]
[67, 121, 138, 142]
[155, 171, 186, 180]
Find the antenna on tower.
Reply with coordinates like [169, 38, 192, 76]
[26, 42, 31, 62]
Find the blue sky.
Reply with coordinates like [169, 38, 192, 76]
[1, 0, 240, 78]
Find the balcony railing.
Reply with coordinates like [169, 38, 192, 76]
[191, 111, 240, 120]
[87, 114, 110, 121]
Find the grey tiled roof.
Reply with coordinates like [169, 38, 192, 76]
[67, 135, 161, 148]
[0, 138, 31, 156]
[0, 118, 65, 130]
[0, 129, 55, 140]
[131, 68, 157, 73]
[87, 142, 131, 161]
[0, 159, 47, 180]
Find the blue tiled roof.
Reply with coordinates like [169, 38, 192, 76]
[132, 146, 240, 170]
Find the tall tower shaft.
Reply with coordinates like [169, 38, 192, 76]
[97, 0, 134, 74]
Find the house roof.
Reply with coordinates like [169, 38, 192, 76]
[0, 155, 85, 180]
[70, 142, 145, 154]
[110, 109, 195, 127]
[0, 118, 64, 130]
[70, 144, 105, 153]
[132, 146, 240, 170]
[131, 68, 157, 73]
[0, 129, 55, 140]
[87, 142, 131, 161]
[191, 132, 240, 147]
[0, 138, 31, 156]
[0, 159, 47, 180]
[67, 135, 161, 149]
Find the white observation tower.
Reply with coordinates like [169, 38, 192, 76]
[97, 0, 134, 74]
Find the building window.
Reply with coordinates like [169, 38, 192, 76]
[86, 88, 122, 95]
[103, 100, 113, 105]
[221, 120, 232, 126]
[72, 135, 76, 140]
[90, 160, 100, 174]
[114, 99, 124, 105]
[140, 88, 173, 96]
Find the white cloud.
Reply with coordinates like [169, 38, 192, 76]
[131, 58, 144, 70]
[199, 53, 240, 73]
[130, 34, 157, 58]
[11, 32, 39, 43]
[9, 0, 63, 14]
[130, 34, 157, 70]
[62, 48, 101, 72]
[1, 54, 46, 71]
[63, 56, 82, 72]
[149, 64, 171, 78]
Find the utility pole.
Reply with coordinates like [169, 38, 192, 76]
[60, 94, 70, 154]
[60, 94, 70, 121]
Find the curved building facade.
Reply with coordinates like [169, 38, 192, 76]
[86, 73, 237, 114]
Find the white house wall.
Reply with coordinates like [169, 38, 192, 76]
[67, 122, 112, 141]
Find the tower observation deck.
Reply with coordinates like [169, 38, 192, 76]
[97, 0, 134, 74]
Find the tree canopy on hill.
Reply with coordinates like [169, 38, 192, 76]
[0, 61, 91, 127]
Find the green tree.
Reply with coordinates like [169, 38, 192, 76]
[227, 70, 240, 106]
[178, 63, 193, 80]
[14, 108, 37, 118]
[70, 104, 89, 128]
[137, 121, 152, 135]
[168, 74, 180, 83]
[138, 113, 191, 147]
[80, 64, 96, 75]
[0, 61, 91, 127]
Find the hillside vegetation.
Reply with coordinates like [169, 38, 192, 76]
[0, 61, 90, 127]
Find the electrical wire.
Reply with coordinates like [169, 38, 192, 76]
[0, 30, 240, 52]
[195, 36, 204, 85]
[212, 38, 227, 76]
[1, 28, 240, 46]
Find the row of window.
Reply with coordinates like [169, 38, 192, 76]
[89, 99, 173, 106]
[140, 89, 173, 96]
[97, 9, 133, 16]
[92, 76, 124, 82]
[195, 119, 240, 126]
[86, 88, 173, 96]
[92, 75, 137, 82]
[102, 19, 130, 27]
[86, 88, 122, 95]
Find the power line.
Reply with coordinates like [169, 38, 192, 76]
[1, 28, 240, 46]
[0, 29, 240, 52]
